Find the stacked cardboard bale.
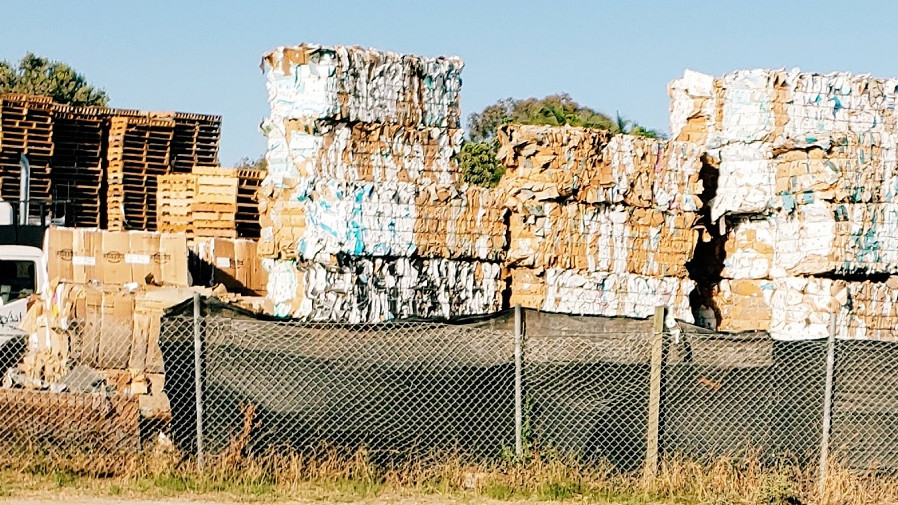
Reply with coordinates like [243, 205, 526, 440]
[496, 124, 703, 326]
[671, 69, 898, 339]
[258, 44, 504, 321]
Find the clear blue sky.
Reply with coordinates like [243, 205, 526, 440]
[4, 1, 896, 164]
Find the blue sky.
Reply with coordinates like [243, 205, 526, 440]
[4, 1, 895, 164]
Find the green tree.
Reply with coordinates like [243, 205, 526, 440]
[459, 140, 503, 187]
[468, 93, 616, 143]
[0, 53, 108, 106]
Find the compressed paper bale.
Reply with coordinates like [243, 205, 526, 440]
[507, 202, 697, 278]
[414, 186, 507, 261]
[509, 268, 694, 327]
[261, 44, 463, 129]
[773, 133, 898, 204]
[257, 178, 506, 262]
[721, 217, 775, 279]
[710, 279, 775, 332]
[495, 124, 704, 212]
[754, 276, 898, 341]
[262, 120, 462, 188]
[669, 68, 898, 218]
[722, 201, 898, 277]
[668, 69, 717, 145]
[263, 257, 503, 322]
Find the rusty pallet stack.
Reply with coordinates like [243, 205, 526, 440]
[236, 167, 264, 238]
[192, 166, 237, 238]
[0, 94, 54, 209]
[156, 173, 196, 234]
[106, 116, 175, 231]
[151, 112, 221, 173]
[50, 104, 108, 227]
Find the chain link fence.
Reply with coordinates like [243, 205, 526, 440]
[1, 302, 898, 481]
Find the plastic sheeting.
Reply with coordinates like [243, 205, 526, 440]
[510, 268, 694, 328]
[496, 125, 704, 212]
[722, 201, 898, 278]
[508, 202, 697, 278]
[263, 257, 503, 322]
[262, 44, 463, 129]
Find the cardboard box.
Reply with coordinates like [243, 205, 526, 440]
[45, 227, 189, 287]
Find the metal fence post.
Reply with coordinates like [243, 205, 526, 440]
[193, 293, 205, 471]
[644, 306, 666, 483]
[818, 313, 837, 496]
[514, 303, 524, 459]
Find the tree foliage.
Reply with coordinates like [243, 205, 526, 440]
[459, 140, 503, 187]
[0, 53, 108, 106]
[467, 93, 663, 144]
[462, 94, 666, 187]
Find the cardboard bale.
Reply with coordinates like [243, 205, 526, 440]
[669, 69, 898, 219]
[263, 256, 503, 322]
[710, 279, 775, 332]
[261, 44, 463, 129]
[495, 124, 704, 212]
[508, 202, 697, 278]
[723, 201, 898, 278]
[508, 267, 694, 328]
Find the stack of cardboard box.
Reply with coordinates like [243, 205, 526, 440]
[10, 227, 192, 416]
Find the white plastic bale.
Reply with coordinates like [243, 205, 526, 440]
[262, 257, 502, 322]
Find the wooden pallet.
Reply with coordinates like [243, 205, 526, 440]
[106, 116, 175, 231]
[149, 112, 221, 173]
[49, 104, 107, 227]
[0, 94, 55, 212]
[235, 167, 264, 239]
[156, 166, 238, 238]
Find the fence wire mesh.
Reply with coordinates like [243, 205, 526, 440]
[2, 305, 898, 479]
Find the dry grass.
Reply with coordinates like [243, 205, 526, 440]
[2, 408, 897, 504]
[3, 444, 898, 504]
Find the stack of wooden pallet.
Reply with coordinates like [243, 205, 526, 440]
[150, 112, 221, 172]
[49, 104, 108, 227]
[156, 173, 195, 234]
[236, 167, 264, 238]
[0, 94, 55, 211]
[106, 116, 175, 231]
[157, 166, 238, 239]
[192, 166, 238, 238]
